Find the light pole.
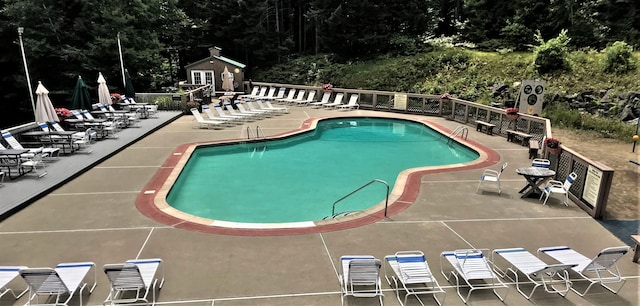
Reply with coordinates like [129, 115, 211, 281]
[17, 27, 36, 119]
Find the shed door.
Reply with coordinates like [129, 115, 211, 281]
[191, 70, 215, 87]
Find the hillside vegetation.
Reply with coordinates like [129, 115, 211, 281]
[254, 49, 640, 140]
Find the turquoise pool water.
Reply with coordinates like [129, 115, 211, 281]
[166, 118, 479, 223]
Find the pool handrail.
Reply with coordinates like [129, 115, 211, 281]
[331, 179, 390, 218]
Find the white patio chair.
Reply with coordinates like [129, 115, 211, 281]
[540, 172, 577, 206]
[384, 251, 445, 306]
[531, 158, 550, 168]
[0, 171, 4, 186]
[20, 262, 96, 306]
[275, 88, 296, 104]
[440, 249, 508, 303]
[538, 246, 630, 296]
[0, 266, 28, 300]
[339, 255, 383, 306]
[492, 248, 576, 299]
[73, 128, 94, 153]
[103, 258, 164, 306]
[476, 162, 508, 194]
[223, 103, 257, 121]
[19, 152, 47, 178]
[213, 104, 246, 121]
[254, 100, 288, 114]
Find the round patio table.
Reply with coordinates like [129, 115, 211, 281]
[516, 167, 556, 199]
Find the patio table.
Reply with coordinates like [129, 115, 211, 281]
[516, 167, 556, 199]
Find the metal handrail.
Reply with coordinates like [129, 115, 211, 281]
[331, 179, 390, 218]
[449, 125, 468, 141]
[246, 126, 255, 139]
[256, 125, 265, 139]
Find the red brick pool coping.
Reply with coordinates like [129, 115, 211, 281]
[136, 115, 500, 236]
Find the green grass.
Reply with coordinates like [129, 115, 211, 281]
[253, 49, 640, 140]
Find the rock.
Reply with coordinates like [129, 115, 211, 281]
[620, 104, 636, 121]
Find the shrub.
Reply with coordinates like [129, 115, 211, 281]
[603, 41, 636, 74]
[533, 29, 571, 74]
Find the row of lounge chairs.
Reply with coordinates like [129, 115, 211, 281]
[242, 86, 361, 110]
[190, 99, 289, 129]
[0, 258, 163, 306]
[340, 245, 629, 305]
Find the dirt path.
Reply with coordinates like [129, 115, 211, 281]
[552, 128, 640, 220]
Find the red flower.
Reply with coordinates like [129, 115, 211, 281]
[545, 137, 561, 148]
[505, 107, 519, 115]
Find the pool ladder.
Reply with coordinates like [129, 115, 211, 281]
[449, 125, 468, 142]
[246, 125, 266, 139]
[246, 125, 267, 158]
[325, 179, 390, 219]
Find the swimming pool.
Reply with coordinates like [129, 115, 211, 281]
[165, 117, 479, 224]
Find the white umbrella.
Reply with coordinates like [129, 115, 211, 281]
[97, 72, 111, 105]
[35, 81, 60, 123]
[222, 66, 234, 92]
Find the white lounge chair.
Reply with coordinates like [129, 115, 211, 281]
[294, 90, 317, 106]
[201, 105, 238, 123]
[540, 172, 577, 206]
[238, 86, 260, 99]
[213, 104, 246, 122]
[50, 121, 90, 141]
[103, 258, 165, 306]
[323, 93, 344, 108]
[337, 94, 360, 110]
[492, 248, 576, 299]
[223, 103, 256, 121]
[2, 131, 60, 160]
[260, 87, 278, 101]
[285, 89, 306, 104]
[238, 100, 273, 117]
[440, 249, 508, 303]
[234, 101, 268, 118]
[0, 266, 28, 300]
[476, 162, 508, 194]
[384, 251, 445, 306]
[339, 255, 383, 306]
[264, 87, 285, 101]
[20, 262, 96, 306]
[309, 92, 332, 107]
[538, 246, 629, 296]
[0, 171, 4, 186]
[255, 100, 288, 114]
[190, 108, 226, 129]
[275, 88, 296, 104]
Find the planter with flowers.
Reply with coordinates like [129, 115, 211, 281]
[545, 137, 562, 155]
[440, 93, 452, 103]
[183, 100, 200, 114]
[505, 107, 519, 120]
[54, 108, 71, 120]
[322, 83, 333, 92]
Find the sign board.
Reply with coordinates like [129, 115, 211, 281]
[393, 94, 407, 110]
[583, 165, 603, 208]
[517, 80, 545, 115]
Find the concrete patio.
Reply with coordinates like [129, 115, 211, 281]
[0, 105, 638, 306]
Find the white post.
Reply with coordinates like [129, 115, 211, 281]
[18, 27, 36, 119]
[117, 32, 126, 86]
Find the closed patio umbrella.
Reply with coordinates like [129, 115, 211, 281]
[222, 66, 234, 92]
[35, 81, 60, 122]
[97, 72, 111, 105]
[71, 76, 92, 110]
[124, 69, 135, 99]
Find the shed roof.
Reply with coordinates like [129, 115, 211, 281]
[185, 55, 246, 69]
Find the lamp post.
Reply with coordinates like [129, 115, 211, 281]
[17, 27, 36, 119]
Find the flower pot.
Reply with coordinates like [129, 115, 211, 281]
[440, 97, 450, 103]
[506, 114, 519, 120]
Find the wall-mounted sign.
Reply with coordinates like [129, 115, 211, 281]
[393, 94, 407, 110]
[583, 165, 603, 208]
[517, 80, 545, 116]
